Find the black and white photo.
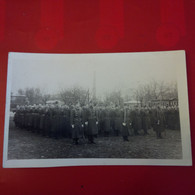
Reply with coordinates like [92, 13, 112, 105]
[3, 51, 192, 167]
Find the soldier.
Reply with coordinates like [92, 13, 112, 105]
[81, 105, 90, 138]
[58, 106, 64, 138]
[131, 107, 142, 135]
[121, 106, 130, 141]
[94, 105, 101, 136]
[20, 106, 25, 129]
[44, 105, 52, 137]
[13, 105, 20, 128]
[39, 105, 46, 135]
[101, 106, 111, 137]
[127, 108, 134, 136]
[51, 105, 61, 139]
[26, 105, 33, 131]
[23, 105, 29, 129]
[109, 107, 116, 136]
[114, 106, 123, 136]
[85, 105, 98, 144]
[50, 105, 56, 137]
[66, 105, 72, 138]
[32, 105, 40, 133]
[164, 106, 171, 129]
[31, 105, 36, 132]
[60, 105, 70, 138]
[98, 106, 104, 136]
[174, 106, 180, 130]
[166, 106, 175, 129]
[141, 107, 150, 135]
[70, 104, 83, 145]
[153, 107, 166, 138]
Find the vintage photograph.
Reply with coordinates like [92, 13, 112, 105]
[3, 51, 192, 167]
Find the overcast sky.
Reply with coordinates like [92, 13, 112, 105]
[8, 51, 184, 98]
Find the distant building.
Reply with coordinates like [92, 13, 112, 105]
[149, 98, 178, 107]
[124, 100, 141, 108]
[11, 95, 28, 111]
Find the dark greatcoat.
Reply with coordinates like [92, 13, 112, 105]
[115, 109, 123, 132]
[50, 109, 61, 137]
[98, 109, 104, 135]
[153, 110, 165, 133]
[127, 110, 134, 135]
[87, 108, 98, 136]
[14, 111, 19, 127]
[109, 109, 116, 131]
[39, 110, 45, 133]
[131, 110, 142, 131]
[28, 111, 33, 129]
[21, 110, 25, 128]
[81, 108, 90, 136]
[174, 109, 180, 130]
[70, 108, 83, 139]
[44, 109, 52, 136]
[121, 109, 129, 137]
[102, 109, 110, 133]
[50, 110, 56, 133]
[24, 110, 28, 128]
[95, 108, 100, 134]
[60, 109, 69, 137]
[32, 111, 38, 130]
[141, 110, 150, 131]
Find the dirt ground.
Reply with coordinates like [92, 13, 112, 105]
[7, 119, 182, 160]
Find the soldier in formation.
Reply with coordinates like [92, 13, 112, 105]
[13, 103, 180, 143]
[70, 104, 83, 145]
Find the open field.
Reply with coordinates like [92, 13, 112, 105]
[7, 120, 182, 160]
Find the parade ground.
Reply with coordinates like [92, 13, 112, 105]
[8, 120, 182, 160]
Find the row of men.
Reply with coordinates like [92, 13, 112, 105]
[13, 104, 180, 144]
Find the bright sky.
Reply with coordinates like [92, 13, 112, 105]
[9, 51, 185, 98]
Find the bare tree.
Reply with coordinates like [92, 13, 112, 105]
[17, 87, 45, 105]
[59, 86, 88, 105]
[133, 80, 178, 106]
[41, 94, 51, 104]
[105, 91, 124, 106]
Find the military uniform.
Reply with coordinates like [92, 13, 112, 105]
[86, 106, 98, 143]
[115, 108, 123, 136]
[102, 108, 111, 136]
[39, 108, 45, 135]
[153, 108, 165, 138]
[44, 107, 52, 137]
[141, 109, 150, 135]
[131, 109, 142, 135]
[121, 108, 129, 141]
[70, 106, 83, 144]
[109, 108, 116, 136]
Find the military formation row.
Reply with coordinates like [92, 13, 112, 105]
[13, 104, 180, 144]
